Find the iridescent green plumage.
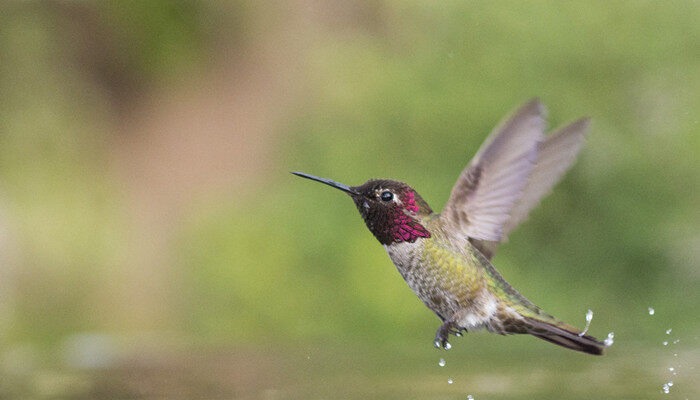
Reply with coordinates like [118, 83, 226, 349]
[387, 214, 604, 354]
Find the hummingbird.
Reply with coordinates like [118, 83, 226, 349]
[293, 99, 606, 355]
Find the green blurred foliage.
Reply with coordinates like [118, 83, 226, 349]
[0, 0, 697, 361]
[182, 1, 700, 345]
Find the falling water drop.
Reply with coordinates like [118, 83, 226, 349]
[666, 329, 672, 334]
[604, 332, 614, 347]
[467, 395, 474, 400]
[662, 383, 670, 394]
[648, 307, 655, 315]
[447, 379, 453, 384]
[579, 309, 593, 336]
[669, 367, 675, 372]
[663, 341, 668, 346]
[439, 358, 446, 367]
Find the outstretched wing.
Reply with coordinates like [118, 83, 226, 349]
[444, 101, 590, 259]
[503, 118, 589, 235]
[442, 99, 546, 242]
[471, 118, 589, 259]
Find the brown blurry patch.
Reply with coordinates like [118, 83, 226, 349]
[38, 1, 387, 330]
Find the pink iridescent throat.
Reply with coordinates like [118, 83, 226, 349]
[391, 191, 430, 243]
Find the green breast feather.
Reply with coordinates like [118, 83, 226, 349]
[421, 215, 555, 322]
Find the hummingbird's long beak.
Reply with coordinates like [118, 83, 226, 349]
[291, 171, 359, 195]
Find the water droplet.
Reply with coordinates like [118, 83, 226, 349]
[439, 358, 446, 367]
[604, 332, 614, 346]
[579, 309, 594, 336]
[648, 307, 655, 315]
[669, 367, 674, 372]
[668, 381, 674, 387]
[447, 379, 453, 384]
[662, 383, 670, 394]
[467, 396, 474, 400]
[663, 341, 668, 346]
[666, 329, 672, 334]
[445, 342, 452, 350]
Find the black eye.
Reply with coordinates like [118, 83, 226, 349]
[380, 191, 393, 202]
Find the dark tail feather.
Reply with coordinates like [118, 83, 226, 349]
[523, 317, 606, 356]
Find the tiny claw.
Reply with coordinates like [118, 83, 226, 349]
[434, 320, 459, 350]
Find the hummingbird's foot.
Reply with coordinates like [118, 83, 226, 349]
[434, 320, 462, 350]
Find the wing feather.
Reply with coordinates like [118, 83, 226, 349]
[442, 99, 546, 242]
[502, 117, 589, 236]
[471, 118, 590, 259]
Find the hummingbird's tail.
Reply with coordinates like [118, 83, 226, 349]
[519, 317, 606, 355]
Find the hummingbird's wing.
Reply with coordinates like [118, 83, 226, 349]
[442, 98, 546, 243]
[472, 118, 590, 259]
[504, 117, 589, 235]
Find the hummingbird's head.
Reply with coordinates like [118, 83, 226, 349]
[292, 172, 432, 245]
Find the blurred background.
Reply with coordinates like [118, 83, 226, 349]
[0, 1, 698, 399]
